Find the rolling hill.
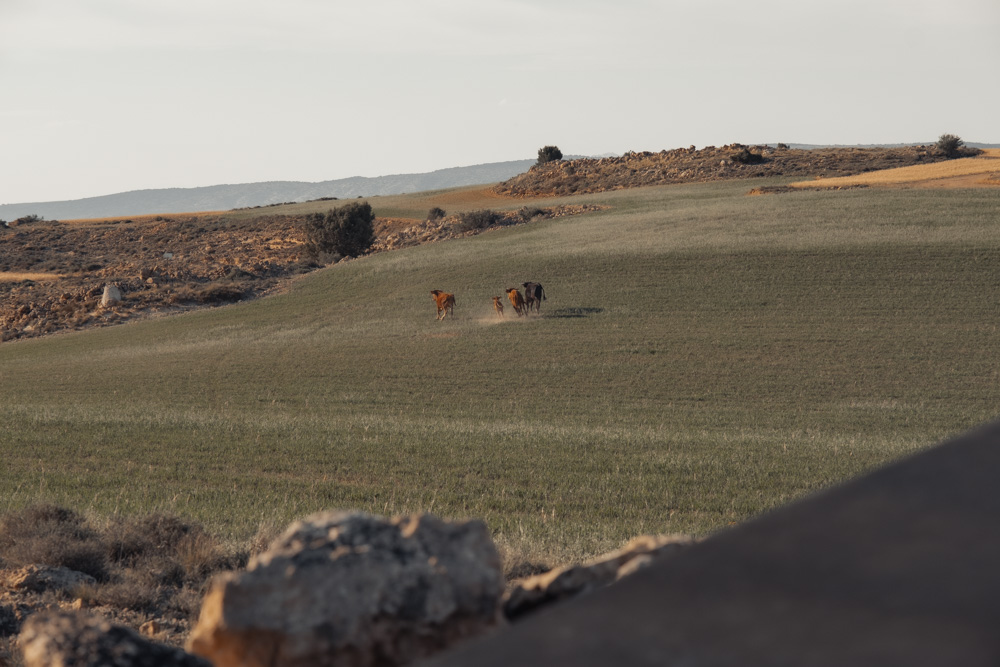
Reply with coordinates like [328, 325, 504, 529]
[0, 158, 541, 221]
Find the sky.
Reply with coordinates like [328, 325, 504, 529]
[2, 0, 998, 204]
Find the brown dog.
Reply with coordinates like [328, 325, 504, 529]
[492, 296, 505, 318]
[430, 290, 456, 320]
[506, 288, 525, 317]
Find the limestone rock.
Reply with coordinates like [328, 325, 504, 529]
[1, 565, 96, 595]
[503, 534, 694, 621]
[100, 284, 122, 308]
[19, 610, 209, 667]
[187, 511, 505, 667]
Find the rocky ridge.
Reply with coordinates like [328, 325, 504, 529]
[493, 144, 966, 197]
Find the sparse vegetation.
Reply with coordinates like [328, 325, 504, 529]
[428, 207, 446, 221]
[303, 201, 376, 259]
[536, 145, 563, 165]
[0, 504, 243, 649]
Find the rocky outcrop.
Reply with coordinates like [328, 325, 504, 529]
[186, 511, 505, 667]
[503, 534, 695, 621]
[19, 610, 209, 667]
[1, 565, 96, 595]
[494, 145, 954, 197]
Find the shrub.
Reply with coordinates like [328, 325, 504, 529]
[456, 209, 502, 232]
[730, 147, 765, 165]
[518, 206, 545, 223]
[427, 207, 446, 221]
[303, 201, 375, 259]
[937, 133, 965, 158]
[537, 145, 563, 165]
[0, 504, 109, 581]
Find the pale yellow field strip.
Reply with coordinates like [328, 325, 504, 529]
[790, 148, 1000, 189]
[0, 272, 65, 282]
[59, 211, 230, 224]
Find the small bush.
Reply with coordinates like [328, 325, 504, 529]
[537, 145, 563, 165]
[427, 207, 446, 221]
[518, 206, 545, 223]
[0, 504, 109, 581]
[730, 147, 765, 165]
[304, 201, 375, 259]
[457, 209, 502, 232]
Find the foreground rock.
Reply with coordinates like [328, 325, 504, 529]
[503, 534, 695, 620]
[187, 511, 505, 667]
[19, 610, 209, 667]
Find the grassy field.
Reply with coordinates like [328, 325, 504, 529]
[2, 180, 999, 567]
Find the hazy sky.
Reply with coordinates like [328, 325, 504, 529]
[2, 0, 998, 203]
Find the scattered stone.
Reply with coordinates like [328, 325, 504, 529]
[100, 284, 122, 308]
[1, 565, 97, 595]
[187, 511, 505, 667]
[503, 534, 695, 621]
[19, 610, 210, 667]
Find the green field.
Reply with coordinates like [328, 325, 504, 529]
[2, 180, 999, 567]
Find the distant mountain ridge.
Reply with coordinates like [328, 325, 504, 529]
[0, 159, 542, 221]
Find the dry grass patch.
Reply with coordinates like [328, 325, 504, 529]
[0, 272, 64, 282]
[59, 211, 230, 225]
[790, 149, 1000, 189]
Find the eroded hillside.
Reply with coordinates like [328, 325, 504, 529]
[0, 205, 594, 342]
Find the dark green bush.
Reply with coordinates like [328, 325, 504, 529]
[937, 134, 965, 158]
[427, 207, 446, 221]
[304, 201, 375, 259]
[537, 145, 563, 165]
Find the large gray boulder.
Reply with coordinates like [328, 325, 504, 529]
[187, 511, 505, 667]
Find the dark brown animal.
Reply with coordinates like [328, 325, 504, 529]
[506, 288, 525, 317]
[492, 296, 505, 318]
[430, 290, 456, 320]
[522, 282, 546, 314]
